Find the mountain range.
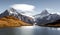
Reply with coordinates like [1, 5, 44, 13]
[0, 8, 60, 26]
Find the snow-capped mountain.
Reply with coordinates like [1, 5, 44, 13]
[34, 10, 60, 25]
[40, 10, 49, 15]
[0, 8, 60, 25]
[0, 8, 18, 18]
[0, 8, 34, 24]
[34, 10, 50, 19]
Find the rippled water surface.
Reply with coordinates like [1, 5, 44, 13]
[0, 26, 60, 35]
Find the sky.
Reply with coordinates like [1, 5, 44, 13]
[0, 0, 60, 14]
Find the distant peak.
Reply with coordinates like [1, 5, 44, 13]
[41, 9, 49, 14]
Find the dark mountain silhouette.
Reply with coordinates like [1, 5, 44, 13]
[43, 19, 60, 27]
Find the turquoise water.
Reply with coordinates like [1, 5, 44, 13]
[0, 26, 60, 35]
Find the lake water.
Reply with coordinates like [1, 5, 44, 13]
[0, 26, 60, 35]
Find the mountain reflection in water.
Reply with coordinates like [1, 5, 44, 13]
[0, 26, 60, 35]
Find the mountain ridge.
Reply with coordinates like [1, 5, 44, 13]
[0, 8, 60, 26]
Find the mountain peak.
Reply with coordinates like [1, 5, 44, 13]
[0, 8, 19, 18]
[8, 8, 17, 12]
[40, 9, 49, 15]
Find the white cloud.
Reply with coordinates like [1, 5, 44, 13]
[11, 4, 35, 12]
[10, 4, 36, 17]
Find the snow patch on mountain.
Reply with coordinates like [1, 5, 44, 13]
[46, 8, 60, 15]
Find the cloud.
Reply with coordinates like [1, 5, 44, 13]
[10, 4, 36, 17]
[11, 4, 35, 12]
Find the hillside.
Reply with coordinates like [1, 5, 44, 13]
[0, 16, 32, 28]
[43, 20, 60, 27]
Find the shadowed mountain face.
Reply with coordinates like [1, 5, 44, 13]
[0, 8, 21, 18]
[0, 10, 9, 17]
[43, 19, 60, 27]
[40, 10, 49, 15]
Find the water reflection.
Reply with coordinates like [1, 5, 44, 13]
[20, 26, 34, 35]
[0, 26, 60, 35]
[33, 26, 60, 35]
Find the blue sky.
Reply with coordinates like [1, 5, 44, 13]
[0, 0, 60, 14]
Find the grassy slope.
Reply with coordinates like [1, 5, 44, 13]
[0, 16, 32, 28]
